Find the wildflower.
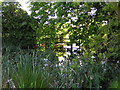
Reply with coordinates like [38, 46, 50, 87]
[91, 56, 95, 59]
[44, 64, 48, 67]
[58, 57, 64, 63]
[44, 58, 48, 62]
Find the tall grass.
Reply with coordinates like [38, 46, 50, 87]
[2, 49, 54, 88]
[2, 47, 119, 88]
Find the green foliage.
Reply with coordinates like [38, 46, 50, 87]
[30, 2, 119, 63]
[2, 2, 36, 50]
[2, 2, 120, 89]
[2, 49, 55, 88]
[108, 76, 120, 88]
[10, 56, 51, 88]
[2, 47, 119, 88]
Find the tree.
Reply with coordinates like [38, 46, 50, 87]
[30, 2, 119, 63]
[2, 2, 36, 51]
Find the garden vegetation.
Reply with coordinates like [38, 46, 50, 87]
[2, 1, 120, 88]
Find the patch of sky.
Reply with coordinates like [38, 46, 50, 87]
[79, 4, 84, 8]
[79, 12, 84, 15]
[66, 19, 71, 24]
[35, 10, 39, 14]
[71, 15, 78, 22]
[88, 7, 97, 16]
[48, 13, 58, 19]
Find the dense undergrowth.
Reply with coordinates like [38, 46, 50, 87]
[2, 47, 120, 88]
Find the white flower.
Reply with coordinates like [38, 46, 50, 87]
[66, 52, 71, 56]
[79, 61, 83, 66]
[117, 61, 119, 63]
[91, 56, 95, 59]
[44, 58, 49, 62]
[58, 57, 64, 63]
[44, 64, 48, 67]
